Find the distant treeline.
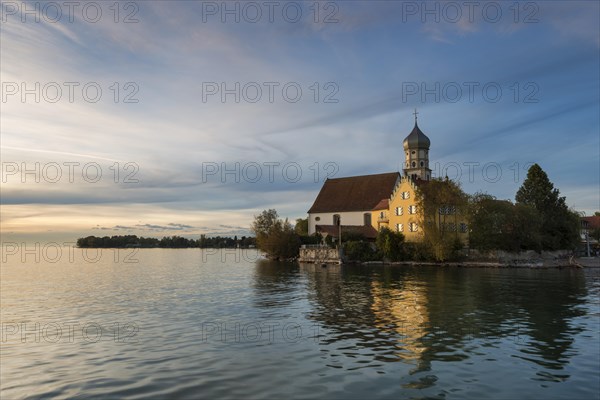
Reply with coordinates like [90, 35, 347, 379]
[76, 235, 256, 248]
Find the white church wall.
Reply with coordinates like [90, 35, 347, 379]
[308, 211, 370, 235]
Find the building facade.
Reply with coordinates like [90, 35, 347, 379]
[307, 114, 468, 243]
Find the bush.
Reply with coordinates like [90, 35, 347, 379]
[404, 242, 433, 262]
[375, 227, 406, 261]
[343, 241, 378, 262]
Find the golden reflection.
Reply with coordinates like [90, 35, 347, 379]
[371, 280, 429, 361]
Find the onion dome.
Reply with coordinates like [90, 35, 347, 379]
[403, 121, 431, 150]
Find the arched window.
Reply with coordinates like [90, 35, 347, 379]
[411, 161, 416, 168]
[420, 161, 424, 167]
[333, 214, 340, 225]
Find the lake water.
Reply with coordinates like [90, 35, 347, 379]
[1, 248, 599, 399]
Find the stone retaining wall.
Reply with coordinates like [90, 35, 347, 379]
[299, 247, 341, 264]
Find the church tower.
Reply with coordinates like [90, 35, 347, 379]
[403, 110, 431, 181]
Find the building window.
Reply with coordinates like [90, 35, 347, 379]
[411, 151, 416, 155]
[396, 223, 404, 232]
[395, 206, 403, 216]
[409, 205, 417, 214]
[333, 214, 340, 225]
[420, 161, 424, 167]
[315, 216, 320, 221]
[409, 222, 418, 232]
[364, 213, 371, 226]
[460, 223, 468, 233]
[439, 205, 456, 215]
[411, 161, 416, 168]
[401, 191, 410, 199]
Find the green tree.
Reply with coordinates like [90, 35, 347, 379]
[294, 218, 308, 236]
[468, 193, 542, 252]
[516, 164, 579, 250]
[376, 227, 406, 261]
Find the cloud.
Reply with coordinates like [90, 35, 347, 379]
[1, 0, 598, 240]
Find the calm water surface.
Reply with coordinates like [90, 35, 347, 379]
[1, 248, 599, 399]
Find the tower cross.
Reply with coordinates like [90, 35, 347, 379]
[413, 108, 419, 122]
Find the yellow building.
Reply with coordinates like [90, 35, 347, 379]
[373, 176, 425, 242]
[308, 113, 468, 243]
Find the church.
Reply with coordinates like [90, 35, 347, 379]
[307, 112, 468, 242]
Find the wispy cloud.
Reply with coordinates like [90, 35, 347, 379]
[1, 0, 598, 240]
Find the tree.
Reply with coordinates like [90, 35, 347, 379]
[376, 227, 406, 261]
[590, 228, 600, 242]
[516, 164, 579, 250]
[251, 209, 279, 238]
[294, 218, 308, 236]
[468, 193, 542, 252]
[251, 210, 301, 260]
[416, 178, 469, 261]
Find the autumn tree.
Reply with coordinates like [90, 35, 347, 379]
[416, 178, 469, 261]
[251, 209, 301, 260]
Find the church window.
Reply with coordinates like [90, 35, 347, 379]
[420, 161, 424, 167]
[396, 223, 404, 232]
[411, 151, 416, 155]
[411, 161, 416, 168]
[315, 217, 320, 221]
[395, 207, 403, 216]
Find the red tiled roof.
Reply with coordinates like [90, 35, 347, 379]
[308, 172, 400, 213]
[582, 216, 600, 229]
[372, 199, 389, 211]
[315, 224, 378, 239]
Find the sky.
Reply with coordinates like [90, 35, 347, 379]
[1, 0, 599, 243]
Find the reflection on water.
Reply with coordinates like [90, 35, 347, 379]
[1, 250, 599, 399]
[371, 279, 429, 362]
[297, 264, 599, 398]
